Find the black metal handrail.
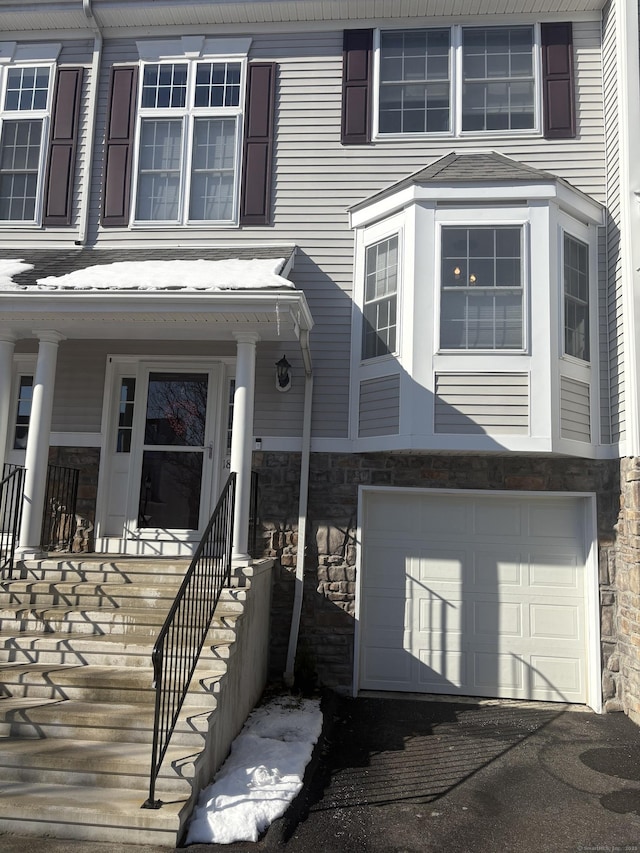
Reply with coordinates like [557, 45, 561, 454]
[0, 464, 25, 573]
[248, 469, 259, 558]
[144, 472, 237, 809]
[41, 463, 80, 552]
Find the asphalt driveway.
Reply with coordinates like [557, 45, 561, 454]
[3, 691, 640, 853]
[207, 691, 640, 853]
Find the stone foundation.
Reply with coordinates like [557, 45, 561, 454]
[254, 451, 622, 702]
[614, 458, 640, 722]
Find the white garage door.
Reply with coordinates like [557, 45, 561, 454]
[359, 490, 590, 703]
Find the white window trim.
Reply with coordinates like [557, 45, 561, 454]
[130, 54, 247, 228]
[358, 222, 404, 367]
[434, 211, 530, 355]
[373, 22, 542, 140]
[0, 61, 55, 227]
[559, 219, 594, 367]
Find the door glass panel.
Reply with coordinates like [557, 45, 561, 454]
[139, 450, 203, 530]
[143, 372, 207, 446]
[138, 372, 209, 530]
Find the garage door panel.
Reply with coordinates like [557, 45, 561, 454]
[474, 499, 523, 537]
[474, 653, 524, 691]
[531, 656, 582, 697]
[527, 501, 583, 540]
[417, 649, 465, 689]
[474, 550, 523, 587]
[414, 550, 465, 584]
[529, 552, 582, 593]
[473, 600, 523, 637]
[360, 491, 589, 704]
[530, 603, 580, 640]
[361, 646, 412, 687]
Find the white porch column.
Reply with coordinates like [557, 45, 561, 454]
[230, 332, 259, 564]
[18, 331, 65, 559]
[0, 332, 16, 470]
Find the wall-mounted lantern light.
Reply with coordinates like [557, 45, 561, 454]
[275, 355, 292, 392]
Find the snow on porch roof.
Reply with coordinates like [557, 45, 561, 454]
[0, 246, 297, 292]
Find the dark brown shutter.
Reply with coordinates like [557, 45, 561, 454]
[101, 65, 138, 227]
[541, 23, 575, 139]
[240, 62, 276, 226]
[341, 29, 372, 145]
[43, 67, 83, 226]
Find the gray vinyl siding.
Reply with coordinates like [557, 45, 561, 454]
[49, 339, 304, 437]
[80, 22, 605, 441]
[358, 376, 400, 437]
[602, 1, 624, 444]
[434, 373, 529, 435]
[560, 376, 591, 442]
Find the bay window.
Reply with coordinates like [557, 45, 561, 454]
[440, 226, 523, 350]
[362, 235, 399, 360]
[563, 233, 589, 361]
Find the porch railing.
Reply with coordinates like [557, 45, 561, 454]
[41, 464, 80, 552]
[249, 469, 259, 558]
[144, 471, 237, 809]
[0, 464, 25, 572]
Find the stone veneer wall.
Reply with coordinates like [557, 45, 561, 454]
[614, 458, 640, 722]
[254, 451, 623, 706]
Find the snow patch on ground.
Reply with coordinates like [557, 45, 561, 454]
[185, 695, 322, 845]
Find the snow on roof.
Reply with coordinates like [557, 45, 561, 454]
[1, 258, 295, 292]
[0, 259, 34, 289]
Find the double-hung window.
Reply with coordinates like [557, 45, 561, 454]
[377, 25, 537, 136]
[0, 65, 51, 222]
[362, 235, 399, 360]
[134, 58, 243, 224]
[563, 233, 589, 361]
[440, 226, 524, 350]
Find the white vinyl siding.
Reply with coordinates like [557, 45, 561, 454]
[83, 23, 604, 441]
[434, 373, 529, 434]
[359, 376, 400, 437]
[560, 376, 591, 442]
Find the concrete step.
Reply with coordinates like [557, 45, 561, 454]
[0, 662, 224, 705]
[0, 736, 193, 793]
[0, 628, 234, 668]
[7, 557, 192, 584]
[0, 603, 243, 637]
[0, 580, 183, 609]
[0, 781, 187, 845]
[0, 696, 213, 745]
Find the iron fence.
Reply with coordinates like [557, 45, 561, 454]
[0, 464, 25, 572]
[41, 464, 80, 552]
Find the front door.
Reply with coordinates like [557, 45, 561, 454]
[136, 370, 213, 533]
[98, 360, 222, 554]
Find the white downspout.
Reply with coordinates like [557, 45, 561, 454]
[284, 329, 313, 686]
[77, 0, 102, 246]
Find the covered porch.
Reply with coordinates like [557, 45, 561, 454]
[0, 248, 313, 564]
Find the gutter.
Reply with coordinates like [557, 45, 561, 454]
[284, 328, 313, 686]
[76, 0, 102, 246]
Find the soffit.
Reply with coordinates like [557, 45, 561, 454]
[0, 0, 605, 34]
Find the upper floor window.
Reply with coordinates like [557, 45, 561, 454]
[362, 235, 399, 359]
[563, 233, 589, 361]
[377, 25, 536, 137]
[0, 65, 51, 222]
[440, 226, 523, 350]
[134, 59, 243, 225]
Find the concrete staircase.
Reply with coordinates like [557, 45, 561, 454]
[0, 555, 257, 846]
